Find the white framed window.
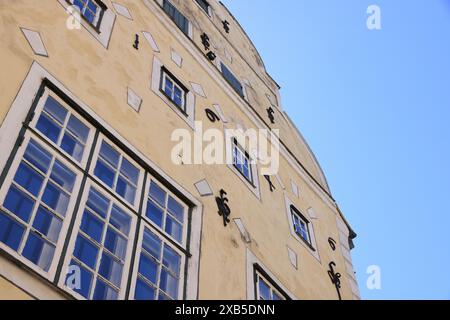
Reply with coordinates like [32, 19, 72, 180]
[194, 0, 212, 16]
[220, 61, 245, 99]
[30, 89, 95, 167]
[59, 182, 137, 300]
[232, 138, 253, 185]
[129, 224, 185, 300]
[256, 271, 286, 301]
[143, 179, 188, 245]
[291, 208, 311, 245]
[90, 136, 144, 210]
[151, 57, 196, 129]
[160, 69, 187, 112]
[70, 0, 105, 28]
[284, 196, 319, 260]
[58, 0, 115, 48]
[0, 132, 83, 280]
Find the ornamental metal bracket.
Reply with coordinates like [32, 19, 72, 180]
[264, 175, 276, 192]
[327, 261, 342, 300]
[267, 107, 275, 124]
[133, 34, 139, 50]
[215, 189, 231, 227]
[222, 20, 230, 33]
[205, 108, 220, 122]
[201, 32, 210, 51]
[328, 237, 337, 251]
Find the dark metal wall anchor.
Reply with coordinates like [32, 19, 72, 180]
[327, 261, 342, 300]
[215, 189, 231, 227]
[267, 107, 275, 124]
[133, 34, 139, 50]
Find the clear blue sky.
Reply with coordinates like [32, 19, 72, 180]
[222, 0, 450, 299]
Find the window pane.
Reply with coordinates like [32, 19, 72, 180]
[86, 188, 109, 219]
[94, 159, 115, 188]
[22, 232, 55, 272]
[50, 160, 76, 192]
[258, 279, 271, 300]
[165, 215, 182, 243]
[74, 236, 99, 269]
[93, 279, 118, 300]
[164, 77, 174, 98]
[135, 278, 155, 300]
[0, 211, 25, 251]
[120, 158, 139, 185]
[99, 142, 120, 168]
[80, 210, 104, 243]
[67, 260, 93, 299]
[115, 176, 136, 204]
[167, 196, 184, 222]
[146, 199, 164, 228]
[67, 115, 89, 143]
[32, 206, 63, 243]
[61, 133, 85, 162]
[3, 185, 35, 223]
[41, 182, 70, 216]
[159, 268, 179, 299]
[149, 182, 166, 206]
[98, 252, 123, 287]
[13, 162, 44, 197]
[139, 254, 158, 284]
[109, 205, 131, 235]
[104, 228, 127, 260]
[35, 113, 62, 144]
[24, 140, 52, 174]
[44, 96, 68, 124]
[162, 245, 180, 276]
[142, 229, 162, 259]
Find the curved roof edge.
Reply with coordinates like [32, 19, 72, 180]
[218, 1, 281, 90]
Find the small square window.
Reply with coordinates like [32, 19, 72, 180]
[255, 271, 287, 301]
[160, 69, 187, 112]
[290, 206, 312, 247]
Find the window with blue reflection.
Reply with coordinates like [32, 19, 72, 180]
[94, 141, 140, 206]
[160, 71, 186, 111]
[0, 139, 77, 271]
[66, 187, 132, 300]
[72, 0, 102, 26]
[221, 63, 244, 98]
[232, 139, 253, 184]
[35, 96, 90, 163]
[145, 180, 185, 243]
[134, 228, 181, 300]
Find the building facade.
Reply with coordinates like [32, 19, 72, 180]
[0, 0, 360, 300]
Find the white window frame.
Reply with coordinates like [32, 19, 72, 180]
[151, 57, 196, 130]
[193, 0, 212, 17]
[58, 180, 138, 300]
[255, 271, 286, 301]
[128, 222, 186, 300]
[215, 58, 248, 102]
[225, 134, 261, 200]
[155, 0, 194, 39]
[142, 177, 189, 248]
[232, 138, 253, 185]
[161, 70, 187, 112]
[29, 88, 96, 169]
[69, 0, 103, 27]
[57, 0, 116, 49]
[0, 62, 203, 300]
[291, 209, 311, 245]
[89, 134, 145, 211]
[284, 195, 319, 261]
[0, 131, 84, 281]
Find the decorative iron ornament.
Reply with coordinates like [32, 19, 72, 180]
[205, 108, 220, 123]
[215, 189, 231, 227]
[327, 261, 342, 300]
[206, 51, 217, 61]
[264, 175, 276, 192]
[133, 34, 139, 50]
[222, 20, 230, 33]
[328, 237, 337, 251]
[201, 33, 210, 51]
[267, 107, 275, 124]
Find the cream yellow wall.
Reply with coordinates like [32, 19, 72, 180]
[0, 277, 33, 300]
[0, 0, 358, 300]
